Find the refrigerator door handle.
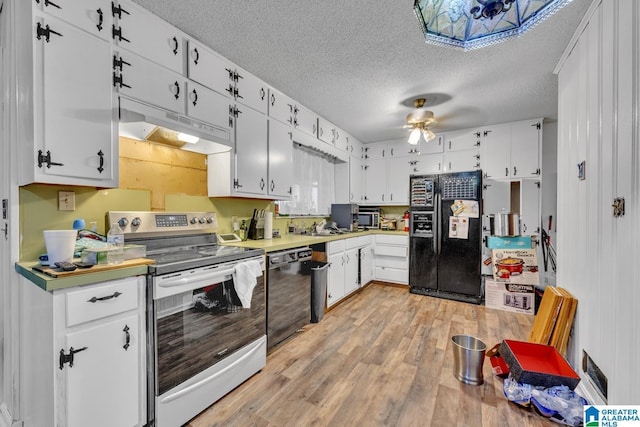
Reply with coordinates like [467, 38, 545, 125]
[436, 193, 442, 255]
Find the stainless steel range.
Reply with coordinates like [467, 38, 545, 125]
[108, 211, 266, 427]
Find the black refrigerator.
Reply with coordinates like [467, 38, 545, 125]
[408, 170, 483, 304]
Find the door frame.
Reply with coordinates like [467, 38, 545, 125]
[1, 0, 23, 424]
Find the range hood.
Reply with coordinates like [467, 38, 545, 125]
[118, 97, 232, 155]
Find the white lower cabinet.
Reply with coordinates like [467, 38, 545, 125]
[374, 234, 409, 284]
[326, 240, 359, 307]
[359, 240, 374, 285]
[20, 276, 146, 427]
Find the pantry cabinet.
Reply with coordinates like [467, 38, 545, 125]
[113, 0, 184, 74]
[19, 7, 117, 187]
[20, 276, 146, 427]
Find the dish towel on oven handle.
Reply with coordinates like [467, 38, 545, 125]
[232, 259, 262, 308]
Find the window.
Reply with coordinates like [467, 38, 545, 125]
[278, 144, 335, 216]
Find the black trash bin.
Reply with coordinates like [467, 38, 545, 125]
[308, 261, 329, 323]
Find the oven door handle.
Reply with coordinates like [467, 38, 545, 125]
[154, 266, 237, 299]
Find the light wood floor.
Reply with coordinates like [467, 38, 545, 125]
[186, 283, 556, 427]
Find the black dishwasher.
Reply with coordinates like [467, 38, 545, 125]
[266, 247, 313, 349]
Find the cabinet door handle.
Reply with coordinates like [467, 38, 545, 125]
[87, 291, 122, 303]
[191, 89, 198, 106]
[96, 8, 104, 31]
[271, 93, 276, 106]
[513, 166, 517, 176]
[270, 180, 275, 192]
[192, 47, 199, 65]
[123, 325, 131, 351]
[97, 150, 104, 174]
[173, 81, 181, 99]
[505, 167, 509, 176]
[260, 87, 265, 100]
[260, 178, 265, 191]
[172, 36, 179, 55]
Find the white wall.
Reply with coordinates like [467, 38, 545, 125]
[556, 0, 639, 404]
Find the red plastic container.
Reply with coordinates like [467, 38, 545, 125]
[500, 340, 580, 389]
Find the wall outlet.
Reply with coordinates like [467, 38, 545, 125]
[58, 191, 75, 211]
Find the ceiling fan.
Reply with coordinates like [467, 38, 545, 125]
[405, 98, 438, 145]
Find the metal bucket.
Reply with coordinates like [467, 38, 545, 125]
[490, 213, 521, 236]
[451, 334, 487, 385]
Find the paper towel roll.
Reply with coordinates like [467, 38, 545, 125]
[264, 212, 273, 240]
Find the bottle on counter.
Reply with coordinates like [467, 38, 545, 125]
[239, 219, 248, 241]
[106, 222, 125, 264]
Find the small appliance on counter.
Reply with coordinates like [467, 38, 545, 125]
[330, 203, 359, 231]
[357, 208, 380, 230]
[248, 209, 265, 240]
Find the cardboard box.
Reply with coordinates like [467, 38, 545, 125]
[485, 279, 535, 315]
[486, 236, 532, 249]
[500, 339, 580, 389]
[492, 248, 539, 285]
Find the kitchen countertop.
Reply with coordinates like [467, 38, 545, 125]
[225, 229, 408, 252]
[15, 258, 152, 292]
[15, 230, 408, 291]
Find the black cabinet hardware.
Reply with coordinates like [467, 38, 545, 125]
[96, 8, 104, 31]
[192, 47, 199, 65]
[37, 150, 63, 168]
[111, 2, 129, 19]
[173, 81, 180, 99]
[112, 72, 131, 89]
[112, 55, 130, 71]
[87, 291, 122, 303]
[97, 150, 104, 173]
[44, 0, 61, 9]
[123, 325, 130, 350]
[59, 346, 88, 370]
[172, 36, 178, 55]
[112, 25, 129, 43]
[191, 89, 198, 106]
[36, 23, 63, 42]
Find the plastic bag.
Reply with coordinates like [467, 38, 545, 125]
[531, 385, 588, 426]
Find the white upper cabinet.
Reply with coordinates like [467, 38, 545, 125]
[293, 104, 318, 137]
[21, 11, 117, 186]
[267, 119, 293, 198]
[363, 158, 386, 204]
[187, 39, 234, 96]
[510, 120, 541, 178]
[114, 50, 186, 114]
[445, 129, 481, 151]
[419, 133, 446, 154]
[34, 0, 112, 41]
[233, 66, 268, 114]
[113, 0, 184, 73]
[480, 124, 511, 179]
[186, 81, 233, 134]
[349, 156, 363, 202]
[409, 153, 444, 175]
[317, 117, 334, 145]
[233, 104, 269, 196]
[481, 119, 542, 179]
[387, 156, 412, 204]
[268, 88, 294, 125]
[443, 149, 481, 173]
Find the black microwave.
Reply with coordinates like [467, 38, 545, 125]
[358, 212, 380, 229]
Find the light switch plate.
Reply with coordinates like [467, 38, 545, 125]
[58, 191, 75, 211]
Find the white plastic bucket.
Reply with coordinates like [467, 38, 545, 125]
[451, 334, 487, 385]
[43, 230, 77, 265]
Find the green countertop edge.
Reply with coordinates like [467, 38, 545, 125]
[16, 231, 408, 291]
[15, 262, 150, 292]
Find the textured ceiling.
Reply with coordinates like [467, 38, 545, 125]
[130, 0, 591, 143]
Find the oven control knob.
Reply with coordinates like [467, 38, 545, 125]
[199, 217, 206, 224]
[118, 217, 129, 228]
[206, 217, 213, 224]
[190, 217, 198, 225]
[131, 217, 141, 227]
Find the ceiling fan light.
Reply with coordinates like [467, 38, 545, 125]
[408, 128, 421, 145]
[422, 128, 436, 142]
